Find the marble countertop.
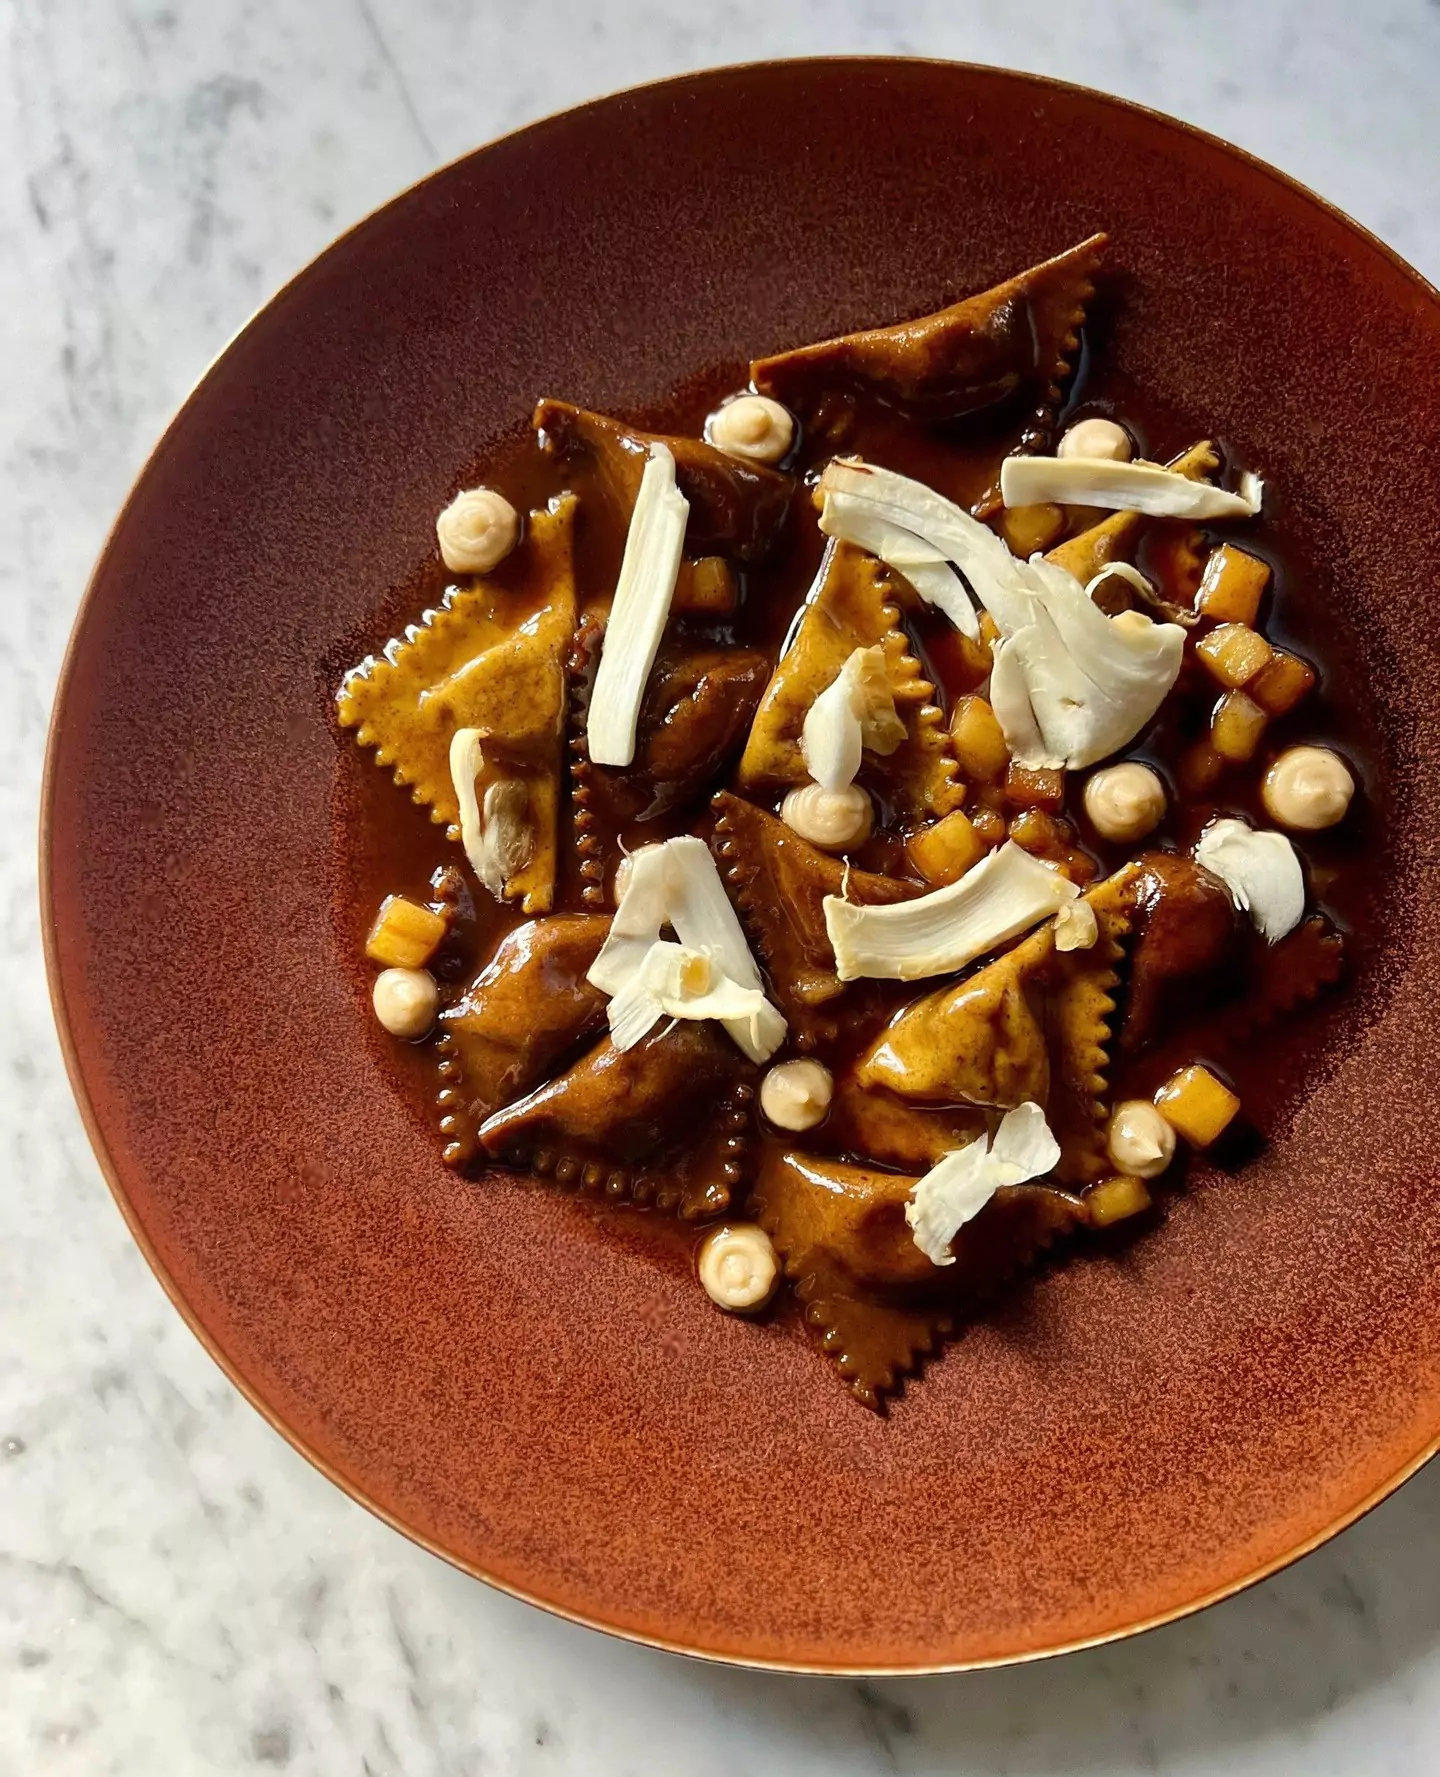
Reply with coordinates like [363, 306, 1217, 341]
[6, 2, 1440, 1772]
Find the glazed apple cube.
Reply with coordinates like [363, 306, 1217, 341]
[999, 501, 1065, 557]
[1005, 764, 1066, 811]
[1196, 622, 1274, 688]
[1211, 690, 1267, 763]
[1006, 808, 1067, 853]
[1249, 649, 1317, 716]
[950, 694, 1010, 783]
[1197, 544, 1271, 625]
[672, 555, 737, 616]
[947, 629, 995, 695]
[1177, 738, 1224, 794]
[1087, 1175, 1153, 1227]
[1058, 849, 1099, 886]
[905, 810, 990, 887]
[1155, 1065, 1240, 1147]
[968, 805, 1007, 848]
[365, 894, 447, 969]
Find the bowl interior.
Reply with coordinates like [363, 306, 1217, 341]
[44, 59, 1440, 1670]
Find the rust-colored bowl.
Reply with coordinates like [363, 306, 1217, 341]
[43, 60, 1440, 1672]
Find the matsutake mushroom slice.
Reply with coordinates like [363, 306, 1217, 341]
[1046, 441, 1219, 593]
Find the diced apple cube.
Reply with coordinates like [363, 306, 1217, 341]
[950, 695, 1010, 784]
[904, 811, 988, 887]
[1087, 1175, 1153, 1227]
[999, 501, 1065, 557]
[947, 629, 995, 696]
[1058, 849, 1099, 886]
[1007, 808, 1067, 852]
[365, 894, 447, 969]
[1155, 1065, 1240, 1147]
[1005, 764, 1066, 811]
[672, 555, 737, 616]
[1177, 738, 1224, 794]
[1249, 649, 1317, 716]
[1211, 690, 1267, 763]
[1197, 544, 1271, 625]
[1196, 622, 1274, 688]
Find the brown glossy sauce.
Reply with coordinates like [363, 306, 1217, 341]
[328, 335, 1385, 1278]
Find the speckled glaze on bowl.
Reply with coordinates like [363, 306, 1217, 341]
[43, 60, 1440, 1672]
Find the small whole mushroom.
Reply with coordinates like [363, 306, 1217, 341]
[781, 782, 874, 852]
[436, 487, 520, 574]
[1083, 762, 1167, 844]
[1261, 745, 1355, 831]
[706, 394, 796, 465]
[372, 967, 439, 1039]
[697, 1223, 780, 1313]
[1058, 416, 1134, 462]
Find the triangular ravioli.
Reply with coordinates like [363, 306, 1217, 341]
[1044, 892, 1132, 1186]
[753, 1150, 1084, 1409]
[337, 496, 577, 911]
[533, 399, 791, 564]
[1142, 916, 1344, 1082]
[582, 642, 771, 824]
[853, 867, 1138, 1185]
[737, 539, 961, 818]
[752, 234, 1106, 440]
[856, 947, 1052, 1110]
[435, 914, 611, 1164]
[710, 791, 919, 1008]
[478, 1020, 755, 1219]
[823, 1072, 987, 1173]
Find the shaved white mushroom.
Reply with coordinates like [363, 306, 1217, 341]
[823, 841, 1077, 982]
[1194, 817, 1305, 944]
[1001, 454, 1263, 520]
[907, 1102, 1060, 1267]
[587, 836, 787, 1062]
[1053, 899, 1099, 952]
[587, 444, 688, 768]
[816, 458, 1187, 770]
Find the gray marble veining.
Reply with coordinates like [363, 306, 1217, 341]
[5, 2, 1440, 1772]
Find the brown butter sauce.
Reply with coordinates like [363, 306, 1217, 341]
[329, 345, 1384, 1280]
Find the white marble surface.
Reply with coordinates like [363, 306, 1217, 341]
[5, 1, 1440, 1771]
